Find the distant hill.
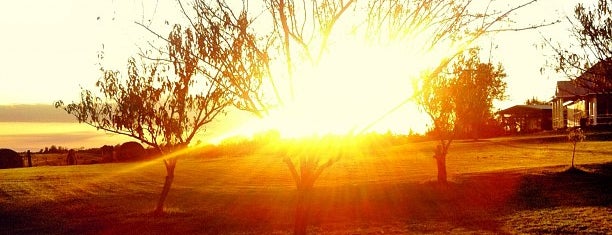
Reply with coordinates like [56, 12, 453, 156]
[0, 104, 75, 122]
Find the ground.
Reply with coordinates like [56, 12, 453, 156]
[0, 137, 611, 234]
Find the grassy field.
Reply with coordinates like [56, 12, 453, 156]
[0, 138, 611, 234]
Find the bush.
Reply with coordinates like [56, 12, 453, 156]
[0, 148, 24, 169]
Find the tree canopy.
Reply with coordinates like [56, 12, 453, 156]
[547, 0, 612, 92]
[55, 1, 269, 215]
[414, 48, 507, 183]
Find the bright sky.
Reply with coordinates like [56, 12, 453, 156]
[0, 0, 582, 151]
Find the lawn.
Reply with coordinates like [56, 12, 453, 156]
[0, 138, 611, 234]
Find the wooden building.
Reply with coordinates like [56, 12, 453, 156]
[551, 60, 612, 129]
[498, 105, 552, 133]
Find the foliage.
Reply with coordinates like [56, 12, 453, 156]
[0, 148, 24, 169]
[41, 145, 69, 154]
[414, 48, 507, 183]
[525, 97, 550, 105]
[568, 127, 586, 168]
[547, 0, 612, 92]
[56, 0, 268, 215]
[452, 48, 507, 139]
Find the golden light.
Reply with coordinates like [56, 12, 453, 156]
[228, 38, 440, 140]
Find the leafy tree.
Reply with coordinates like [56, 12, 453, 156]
[568, 127, 586, 168]
[414, 48, 507, 183]
[546, 0, 612, 91]
[452, 48, 507, 139]
[56, 2, 268, 215]
[367, 0, 548, 184]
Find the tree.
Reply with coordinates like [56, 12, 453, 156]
[265, 1, 355, 234]
[283, 152, 339, 235]
[414, 48, 506, 183]
[56, 1, 268, 215]
[452, 48, 507, 139]
[364, 0, 547, 184]
[568, 127, 586, 169]
[525, 96, 549, 105]
[265, 0, 543, 230]
[547, 0, 612, 92]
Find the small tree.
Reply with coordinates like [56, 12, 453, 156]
[56, 3, 267, 215]
[568, 127, 586, 168]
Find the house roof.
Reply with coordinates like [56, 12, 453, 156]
[554, 59, 612, 100]
[498, 105, 552, 115]
[555, 81, 592, 98]
[574, 59, 612, 92]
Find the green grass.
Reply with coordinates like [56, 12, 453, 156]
[1, 138, 611, 234]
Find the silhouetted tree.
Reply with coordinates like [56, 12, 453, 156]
[56, 1, 268, 215]
[546, 0, 612, 92]
[452, 48, 507, 139]
[265, 1, 355, 233]
[525, 97, 549, 105]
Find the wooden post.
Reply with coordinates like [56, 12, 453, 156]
[26, 150, 32, 167]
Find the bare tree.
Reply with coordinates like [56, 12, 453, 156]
[546, 0, 612, 92]
[56, 1, 268, 215]
[265, 1, 355, 234]
[283, 153, 339, 235]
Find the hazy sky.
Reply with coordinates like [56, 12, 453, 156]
[0, 0, 577, 105]
[0, 0, 584, 150]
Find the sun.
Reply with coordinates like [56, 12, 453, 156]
[226, 40, 437, 140]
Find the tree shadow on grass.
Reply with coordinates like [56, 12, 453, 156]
[510, 163, 612, 210]
[2, 162, 611, 234]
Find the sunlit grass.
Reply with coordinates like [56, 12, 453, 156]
[1, 138, 610, 234]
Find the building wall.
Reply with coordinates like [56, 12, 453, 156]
[552, 99, 565, 129]
[567, 100, 586, 128]
[596, 94, 612, 125]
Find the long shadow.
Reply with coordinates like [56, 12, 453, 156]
[303, 162, 612, 233]
[483, 138, 612, 155]
[1, 162, 611, 234]
[509, 163, 612, 210]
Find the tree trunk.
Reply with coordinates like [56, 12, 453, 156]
[294, 188, 309, 235]
[154, 158, 177, 216]
[435, 153, 447, 184]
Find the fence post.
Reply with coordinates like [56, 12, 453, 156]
[26, 150, 32, 167]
